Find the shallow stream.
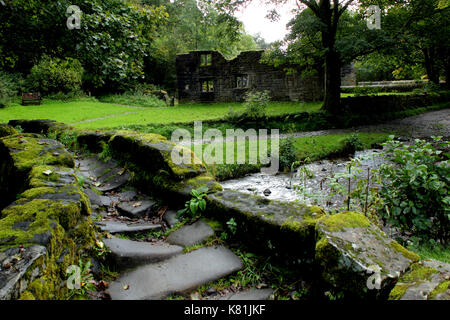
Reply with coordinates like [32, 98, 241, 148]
[221, 149, 388, 212]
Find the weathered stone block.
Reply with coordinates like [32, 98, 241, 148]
[0, 134, 74, 209]
[389, 259, 450, 300]
[109, 132, 206, 180]
[315, 211, 420, 299]
[207, 190, 324, 260]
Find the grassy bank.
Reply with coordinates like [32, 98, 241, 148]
[193, 132, 391, 181]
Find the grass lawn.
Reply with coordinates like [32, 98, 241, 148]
[0, 99, 322, 128]
[0, 98, 135, 124]
[75, 101, 322, 129]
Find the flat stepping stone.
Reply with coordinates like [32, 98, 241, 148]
[104, 238, 183, 268]
[166, 220, 214, 247]
[117, 200, 156, 218]
[94, 220, 162, 234]
[96, 172, 130, 192]
[108, 246, 243, 300]
[76, 157, 130, 192]
[218, 288, 273, 300]
[84, 188, 114, 207]
[118, 190, 137, 202]
[163, 210, 179, 228]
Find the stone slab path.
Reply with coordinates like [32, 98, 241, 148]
[74, 154, 246, 300]
[108, 246, 243, 300]
[166, 220, 214, 247]
[104, 238, 183, 268]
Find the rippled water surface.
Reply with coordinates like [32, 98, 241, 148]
[220, 149, 388, 212]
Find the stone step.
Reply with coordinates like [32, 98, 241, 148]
[104, 238, 183, 268]
[95, 220, 162, 234]
[108, 246, 243, 300]
[166, 220, 214, 247]
[117, 200, 156, 218]
[75, 157, 130, 192]
[84, 188, 116, 207]
[162, 210, 180, 228]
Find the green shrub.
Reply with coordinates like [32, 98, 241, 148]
[28, 55, 83, 95]
[343, 133, 364, 153]
[0, 72, 25, 107]
[352, 86, 381, 97]
[243, 90, 270, 120]
[279, 138, 298, 172]
[224, 90, 270, 123]
[377, 136, 449, 244]
[99, 92, 166, 108]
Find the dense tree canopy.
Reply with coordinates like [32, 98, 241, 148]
[0, 0, 261, 93]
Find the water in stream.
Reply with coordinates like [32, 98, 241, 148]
[220, 149, 388, 212]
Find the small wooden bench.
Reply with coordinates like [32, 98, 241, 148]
[21, 92, 41, 106]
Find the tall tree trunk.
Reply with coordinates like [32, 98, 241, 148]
[322, 50, 342, 114]
[423, 48, 440, 84]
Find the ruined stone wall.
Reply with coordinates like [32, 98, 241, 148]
[176, 50, 324, 103]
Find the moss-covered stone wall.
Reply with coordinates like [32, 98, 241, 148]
[0, 131, 96, 300]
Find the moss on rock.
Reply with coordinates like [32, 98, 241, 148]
[0, 134, 74, 172]
[315, 211, 419, 299]
[109, 132, 206, 181]
[0, 124, 17, 138]
[318, 211, 371, 232]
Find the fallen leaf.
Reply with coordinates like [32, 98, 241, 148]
[94, 182, 102, 187]
[157, 206, 168, 217]
[118, 168, 125, 176]
[123, 284, 130, 290]
[132, 202, 142, 207]
[42, 170, 53, 176]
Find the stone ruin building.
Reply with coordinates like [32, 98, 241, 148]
[176, 50, 325, 103]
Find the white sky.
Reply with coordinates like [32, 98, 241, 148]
[234, 1, 298, 43]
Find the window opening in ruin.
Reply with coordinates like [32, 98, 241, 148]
[200, 54, 212, 67]
[202, 80, 214, 92]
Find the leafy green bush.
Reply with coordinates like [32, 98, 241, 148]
[99, 92, 166, 108]
[377, 136, 449, 244]
[243, 90, 270, 120]
[224, 90, 270, 123]
[352, 86, 381, 97]
[0, 72, 25, 107]
[279, 138, 298, 172]
[343, 133, 364, 153]
[28, 55, 83, 95]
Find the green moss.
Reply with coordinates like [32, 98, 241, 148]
[402, 263, 438, 282]
[388, 283, 410, 300]
[18, 291, 36, 300]
[28, 165, 73, 188]
[21, 187, 57, 199]
[0, 134, 74, 172]
[0, 124, 17, 137]
[389, 240, 420, 262]
[1, 199, 82, 236]
[202, 218, 223, 231]
[315, 237, 341, 263]
[428, 280, 449, 300]
[319, 211, 371, 232]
